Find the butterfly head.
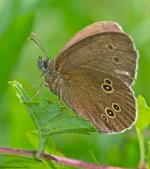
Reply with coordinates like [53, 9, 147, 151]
[37, 56, 51, 73]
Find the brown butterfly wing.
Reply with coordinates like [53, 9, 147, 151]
[60, 68, 136, 133]
[58, 22, 123, 56]
[52, 22, 138, 133]
[55, 23, 138, 86]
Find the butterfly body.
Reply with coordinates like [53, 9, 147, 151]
[37, 21, 138, 134]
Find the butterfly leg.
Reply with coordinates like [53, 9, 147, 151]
[29, 82, 44, 101]
[58, 80, 63, 104]
[25, 74, 43, 90]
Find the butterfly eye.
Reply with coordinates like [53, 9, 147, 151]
[43, 60, 49, 69]
[101, 84, 114, 93]
[112, 103, 121, 112]
[37, 58, 50, 73]
[105, 108, 116, 118]
[104, 79, 112, 85]
[101, 114, 108, 123]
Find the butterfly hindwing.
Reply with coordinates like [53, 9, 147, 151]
[60, 68, 136, 133]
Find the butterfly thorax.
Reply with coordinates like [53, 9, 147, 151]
[37, 57, 64, 95]
[45, 67, 62, 95]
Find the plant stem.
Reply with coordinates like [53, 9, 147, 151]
[136, 128, 146, 168]
[0, 146, 127, 169]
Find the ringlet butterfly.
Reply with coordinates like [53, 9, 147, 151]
[29, 22, 138, 134]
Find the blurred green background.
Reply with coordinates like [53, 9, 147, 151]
[0, 0, 150, 168]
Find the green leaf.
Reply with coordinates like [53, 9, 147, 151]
[136, 95, 150, 132]
[9, 80, 97, 154]
[0, 155, 52, 169]
[27, 100, 96, 154]
[9, 80, 30, 103]
[135, 95, 150, 167]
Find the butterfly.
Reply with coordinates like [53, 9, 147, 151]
[29, 21, 138, 134]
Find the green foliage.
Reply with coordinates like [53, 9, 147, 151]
[0, 155, 52, 169]
[8, 81, 150, 168]
[135, 96, 150, 168]
[9, 81, 30, 103]
[0, 154, 75, 169]
[9, 80, 96, 154]
[0, 12, 34, 96]
[136, 95, 150, 132]
[26, 131, 64, 156]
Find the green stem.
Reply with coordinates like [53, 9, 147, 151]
[136, 128, 145, 167]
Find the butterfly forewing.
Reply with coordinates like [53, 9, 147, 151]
[55, 31, 137, 86]
[57, 22, 123, 57]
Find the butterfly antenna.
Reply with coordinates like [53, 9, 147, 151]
[28, 33, 49, 59]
